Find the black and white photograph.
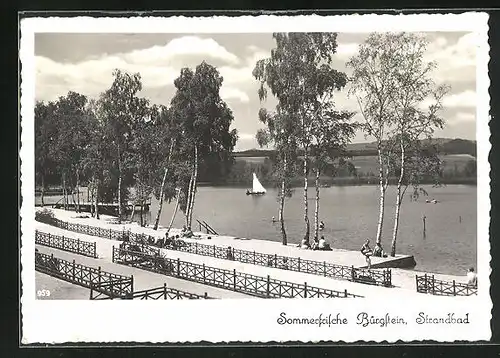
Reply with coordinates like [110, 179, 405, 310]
[20, 13, 491, 343]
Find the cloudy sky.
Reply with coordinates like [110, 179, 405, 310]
[35, 32, 477, 151]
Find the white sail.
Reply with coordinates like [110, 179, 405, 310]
[252, 173, 266, 193]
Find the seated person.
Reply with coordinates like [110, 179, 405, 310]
[467, 267, 478, 286]
[300, 238, 310, 249]
[311, 238, 319, 251]
[373, 242, 388, 258]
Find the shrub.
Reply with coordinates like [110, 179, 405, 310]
[35, 208, 56, 224]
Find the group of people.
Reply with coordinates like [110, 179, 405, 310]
[360, 239, 388, 269]
[298, 235, 332, 251]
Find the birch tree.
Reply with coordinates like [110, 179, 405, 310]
[386, 33, 449, 256]
[100, 69, 150, 223]
[170, 62, 237, 230]
[346, 33, 403, 246]
[253, 32, 348, 246]
[254, 108, 298, 245]
[310, 110, 356, 241]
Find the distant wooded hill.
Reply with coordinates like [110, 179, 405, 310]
[234, 138, 477, 158]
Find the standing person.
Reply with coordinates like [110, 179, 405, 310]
[360, 239, 373, 269]
[467, 267, 478, 286]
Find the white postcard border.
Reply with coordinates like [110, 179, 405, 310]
[20, 12, 491, 343]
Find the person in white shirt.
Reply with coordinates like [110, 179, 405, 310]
[467, 267, 477, 286]
[318, 236, 326, 250]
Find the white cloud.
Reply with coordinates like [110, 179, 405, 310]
[336, 43, 359, 60]
[124, 36, 240, 65]
[443, 90, 476, 108]
[456, 112, 476, 122]
[220, 86, 250, 103]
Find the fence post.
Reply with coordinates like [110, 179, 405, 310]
[323, 261, 326, 277]
[274, 254, 277, 267]
[94, 242, 97, 258]
[432, 275, 435, 295]
[109, 229, 112, 240]
[130, 275, 134, 295]
[203, 264, 206, 282]
[62, 235, 65, 249]
[213, 245, 216, 257]
[253, 251, 256, 265]
[163, 283, 167, 299]
[77, 238, 81, 253]
[266, 275, 270, 298]
[344, 289, 348, 298]
[98, 266, 102, 287]
[453, 280, 456, 296]
[195, 242, 198, 255]
[351, 265, 355, 281]
[72, 259, 76, 281]
[204, 292, 208, 299]
[304, 282, 307, 298]
[177, 258, 181, 277]
[233, 269, 237, 291]
[298, 257, 301, 272]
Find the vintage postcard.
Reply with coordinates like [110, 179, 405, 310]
[20, 13, 491, 343]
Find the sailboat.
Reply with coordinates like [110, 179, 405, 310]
[246, 173, 266, 196]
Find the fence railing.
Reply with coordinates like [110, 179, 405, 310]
[112, 245, 363, 299]
[37, 217, 392, 287]
[35, 250, 133, 299]
[91, 283, 214, 300]
[415, 274, 477, 296]
[35, 230, 97, 258]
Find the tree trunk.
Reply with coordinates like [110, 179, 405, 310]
[140, 202, 144, 227]
[314, 167, 321, 241]
[95, 181, 100, 220]
[166, 188, 181, 238]
[188, 145, 199, 229]
[129, 201, 136, 223]
[279, 153, 288, 246]
[391, 142, 406, 257]
[76, 169, 80, 213]
[62, 172, 67, 210]
[303, 148, 310, 245]
[117, 144, 122, 223]
[375, 143, 387, 245]
[41, 175, 45, 207]
[185, 164, 195, 228]
[153, 139, 175, 230]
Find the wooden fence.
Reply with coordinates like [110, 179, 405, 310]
[35, 251, 133, 299]
[35, 230, 97, 258]
[112, 245, 363, 299]
[37, 217, 392, 287]
[415, 274, 477, 296]
[90, 283, 214, 300]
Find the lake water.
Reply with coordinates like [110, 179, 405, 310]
[35, 184, 477, 276]
[149, 185, 477, 276]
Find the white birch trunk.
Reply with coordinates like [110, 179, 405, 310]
[303, 148, 310, 244]
[314, 167, 320, 241]
[391, 142, 406, 257]
[279, 153, 288, 246]
[117, 144, 122, 223]
[185, 160, 195, 228]
[41, 175, 45, 207]
[166, 188, 181, 237]
[129, 200, 136, 222]
[95, 181, 100, 220]
[375, 143, 387, 245]
[62, 172, 67, 210]
[153, 139, 175, 230]
[188, 145, 199, 229]
[76, 169, 80, 213]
